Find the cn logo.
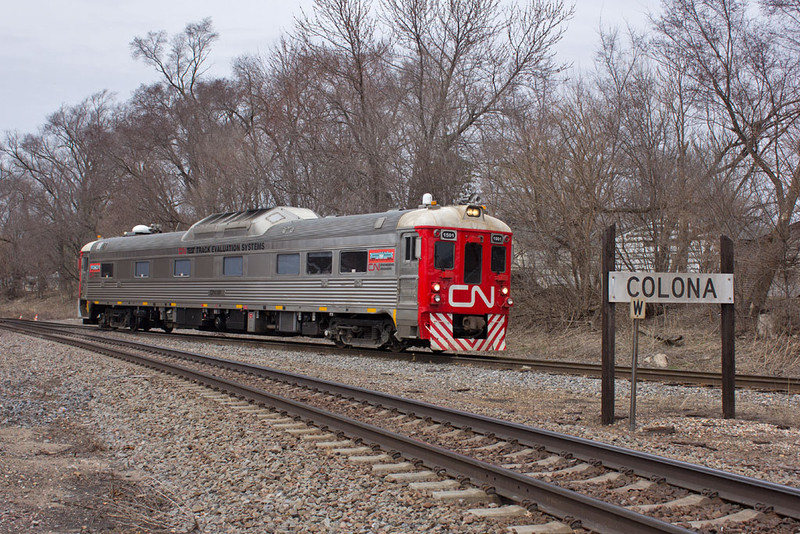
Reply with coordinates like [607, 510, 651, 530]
[448, 285, 495, 308]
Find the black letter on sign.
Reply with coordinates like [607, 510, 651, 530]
[703, 279, 718, 299]
[642, 277, 655, 298]
[672, 277, 685, 298]
[658, 277, 669, 298]
[627, 276, 640, 297]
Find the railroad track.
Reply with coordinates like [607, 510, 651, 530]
[14, 318, 800, 394]
[2, 319, 799, 533]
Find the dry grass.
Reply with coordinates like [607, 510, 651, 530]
[0, 292, 77, 321]
[507, 304, 800, 377]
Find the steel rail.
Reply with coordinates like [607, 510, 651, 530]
[2, 322, 689, 534]
[6, 320, 799, 522]
[12, 319, 799, 394]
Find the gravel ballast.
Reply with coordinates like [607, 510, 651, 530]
[2, 327, 799, 533]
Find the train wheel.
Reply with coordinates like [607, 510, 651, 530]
[383, 338, 407, 353]
[162, 325, 173, 334]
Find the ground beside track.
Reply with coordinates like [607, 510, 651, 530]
[2, 323, 799, 532]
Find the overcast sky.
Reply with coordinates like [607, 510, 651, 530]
[0, 0, 658, 135]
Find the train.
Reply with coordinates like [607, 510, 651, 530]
[78, 195, 513, 352]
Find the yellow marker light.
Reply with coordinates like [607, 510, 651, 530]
[202, 303, 208, 308]
[275, 305, 284, 310]
[171, 303, 177, 307]
[117, 301, 122, 305]
[236, 304, 243, 309]
[142, 302, 148, 306]
[367, 308, 377, 313]
[319, 306, 328, 312]
[466, 206, 482, 217]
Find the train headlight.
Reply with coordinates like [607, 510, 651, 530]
[431, 294, 442, 304]
[466, 206, 482, 217]
[432, 282, 441, 292]
[501, 286, 509, 296]
[505, 297, 514, 307]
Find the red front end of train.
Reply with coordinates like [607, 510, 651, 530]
[414, 210, 512, 351]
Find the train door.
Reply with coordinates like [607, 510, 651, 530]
[396, 232, 420, 338]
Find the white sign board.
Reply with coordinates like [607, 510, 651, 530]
[609, 272, 734, 304]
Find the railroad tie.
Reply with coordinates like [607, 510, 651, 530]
[532, 455, 562, 467]
[262, 417, 296, 425]
[571, 471, 623, 485]
[315, 440, 355, 449]
[432, 487, 496, 504]
[331, 446, 373, 455]
[408, 479, 460, 493]
[273, 422, 308, 430]
[685, 509, 763, 529]
[284, 427, 323, 436]
[384, 470, 438, 483]
[475, 440, 511, 452]
[503, 448, 537, 459]
[544, 463, 592, 476]
[402, 419, 425, 427]
[627, 494, 710, 513]
[467, 505, 527, 519]
[348, 453, 393, 464]
[507, 521, 574, 534]
[255, 412, 284, 421]
[371, 462, 416, 474]
[299, 433, 336, 441]
[611, 479, 655, 493]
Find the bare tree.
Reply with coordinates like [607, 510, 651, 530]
[655, 0, 800, 316]
[294, 0, 402, 211]
[131, 18, 218, 99]
[385, 0, 571, 204]
[1, 92, 120, 291]
[125, 19, 260, 223]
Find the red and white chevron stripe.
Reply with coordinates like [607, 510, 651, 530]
[428, 313, 507, 351]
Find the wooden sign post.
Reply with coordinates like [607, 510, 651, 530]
[601, 227, 736, 424]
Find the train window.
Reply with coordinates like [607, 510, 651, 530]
[101, 263, 114, 278]
[277, 253, 300, 275]
[404, 236, 419, 261]
[491, 245, 507, 273]
[434, 241, 455, 270]
[307, 252, 332, 275]
[174, 259, 191, 277]
[340, 251, 367, 273]
[223, 256, 243, 276]
[464, 242, 482, 284]
[82, 257, 88, 271]
[135, 261, 150, 278]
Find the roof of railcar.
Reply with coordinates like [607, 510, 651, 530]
[81, 205, 510, 254]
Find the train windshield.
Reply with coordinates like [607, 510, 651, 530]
[464, 242, 482, 284]
[434, 241, 455, 270]
[491, 245, 507, 273]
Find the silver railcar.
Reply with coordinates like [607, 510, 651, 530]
[79, 199, 512, 351]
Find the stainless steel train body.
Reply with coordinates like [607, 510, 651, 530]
[78, 200, 513, 351]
